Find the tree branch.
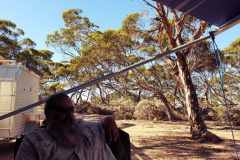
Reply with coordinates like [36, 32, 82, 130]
[193, 21, 207, 39]
[142, 0, 159, 11]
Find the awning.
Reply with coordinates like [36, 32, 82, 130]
[155, 0, 240, 27]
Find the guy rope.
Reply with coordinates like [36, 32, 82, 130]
[210, 31, 239, 159]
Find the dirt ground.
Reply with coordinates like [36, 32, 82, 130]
[1, 119, 240, 160]
[117, 120, 240, 160]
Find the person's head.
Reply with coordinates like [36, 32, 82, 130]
[44, 93, 75, 127]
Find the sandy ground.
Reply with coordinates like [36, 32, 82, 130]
[1, 119, 240, 160]
[117, 120, 240, 160]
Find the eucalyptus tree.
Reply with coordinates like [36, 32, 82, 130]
[47, 10, 140, 103]
[47, 9, 98, 58]
[139, 0, 223, 141]
[0, 20, 23, 59]
[46, 5, 222, 140]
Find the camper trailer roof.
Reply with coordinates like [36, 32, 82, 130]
[0, 63, 40, 81]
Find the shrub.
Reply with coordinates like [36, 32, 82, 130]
[75, 101, 135, 120]
[223, 107, 240, 126]
[113, 105, 135, 120]
[109, 97, 136, 120]
[211, 106, 240, 126]
[134, 99, 168, 120]
[201, 107, 218, 121]
[75, 101, 113, 115]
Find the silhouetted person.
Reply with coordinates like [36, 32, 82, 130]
[16, 93, 117, 160]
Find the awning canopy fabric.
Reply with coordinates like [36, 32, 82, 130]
[155, 0, 240, 27]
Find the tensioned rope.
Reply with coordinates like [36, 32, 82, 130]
[0, 29, 228, 121]
[210, 31, 239, 160]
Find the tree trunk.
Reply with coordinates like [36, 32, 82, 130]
[138, 81, 186, 121]
[156, 91, 174, 121]
[155, 91, 187, 121]
[176, 52, 222, 142]
[176, 51, 208, 139]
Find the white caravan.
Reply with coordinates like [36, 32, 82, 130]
[0, 60, 43, 139]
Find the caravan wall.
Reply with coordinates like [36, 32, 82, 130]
[0, 81, 16, 138]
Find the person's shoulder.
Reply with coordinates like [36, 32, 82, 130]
[24, 127, 50, 143]
[76, 120, 104, 137]
[76, 119, 102, 129]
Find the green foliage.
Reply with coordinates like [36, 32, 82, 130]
[122, 13, 142, 35]
[224, 37, 240, 67]
[211, 107, 240, 126]
[47, 9, 98, 57]
[140, 46, 157, 55]
[114, 105, 135, 120]
[0, 20, 23, 59]
[224, 37, 240, 53]
[19, 38, 36, 48]
[106, 96, 135, 120]
[46, 11, 148, 102]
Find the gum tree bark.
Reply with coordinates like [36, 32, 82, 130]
[176, 51, 207, 139]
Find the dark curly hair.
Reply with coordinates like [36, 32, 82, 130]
[44, 93, 71, 121]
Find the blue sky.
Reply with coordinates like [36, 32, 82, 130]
[0, 0, 239, 61]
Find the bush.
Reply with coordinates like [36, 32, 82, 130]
[113, 105, 135, 120]
[108, 97, 136, 120]
[75, 101, 113, 115]
[75, 101, 135, 120]
[134, 99, 168, 120]
[211, 106, 240, 126]
[201, 107, 218, 121]
[223, 107, 240, 126]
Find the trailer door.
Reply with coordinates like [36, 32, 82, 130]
[0, 81, 16, 138]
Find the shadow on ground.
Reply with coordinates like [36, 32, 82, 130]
[119, 123, 136, 129]
[210, 126, 240, 130]
[131, 135, 240, 160]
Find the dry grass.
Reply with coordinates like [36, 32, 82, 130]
[117, 120, 240, 160]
